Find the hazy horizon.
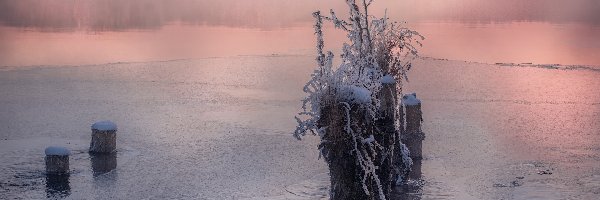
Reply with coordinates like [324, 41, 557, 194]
[1, 0, 599, 31]
[1, 0, 599, 66]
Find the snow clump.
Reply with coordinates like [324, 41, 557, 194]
[45, 146, 71, 156]
[92, 120, 117, 131]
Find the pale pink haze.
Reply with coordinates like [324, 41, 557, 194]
[0, 0, 599, 66]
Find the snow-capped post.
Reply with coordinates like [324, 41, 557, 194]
[377, 75, 399, 192]
[402, 93, 424, 159]
[45, 146, 70, 174]
[294, 1, 423, 199]
[89, 121, 117, 153]
[379, 75, 397, 118]
[318, 94, 371, 200]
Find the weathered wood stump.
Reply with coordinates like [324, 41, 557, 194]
[376, 77, 399, 195]
[45, 146, 70, 175]
[402, 93, 424, 159]
[319, 99, 368, 200]
[319, 77, 406, 200]
[404, 93, 421, 133]
[89, 121, 117, 153]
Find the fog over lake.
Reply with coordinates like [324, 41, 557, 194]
[1, 0, 599, 66]
[1, 0, 600, 30]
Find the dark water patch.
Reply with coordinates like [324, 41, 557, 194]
[495, 62, 600, 73]
[424, 98, 600, 106]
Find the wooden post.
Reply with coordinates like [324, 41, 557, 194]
[379, 76, 397, 119]
[404, 93, 421, 133]
[402, 93, 424, 159]
[376, 76, 398, 195]
[45, 146, 70, 175]
[318, 77, 409, 200]
[89, 121, 117, 153]
[319, 99, 368, 200]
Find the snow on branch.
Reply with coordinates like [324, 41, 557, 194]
[294, 1, 423, 199]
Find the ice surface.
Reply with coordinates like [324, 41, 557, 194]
[1, 56, 600, 199]
[91, 121, 117, 131]
[402, 93, 421, 106]
[381, 75, 396, 84]
[0, 56, 326, 199]
[44, 146, 70, 156]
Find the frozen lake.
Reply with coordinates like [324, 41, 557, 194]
[398, 58, 600, 199]
[1, 55, 599, 199]
[0, 55, 326, 199]
[1, 0, 600, 199]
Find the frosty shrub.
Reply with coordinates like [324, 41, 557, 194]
[293, 0, 423, 199]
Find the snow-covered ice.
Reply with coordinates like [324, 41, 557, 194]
[0, 56, 326, 199]
[1, 56, 600, 199]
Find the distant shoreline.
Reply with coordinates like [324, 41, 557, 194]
[3, 55, 600, 74]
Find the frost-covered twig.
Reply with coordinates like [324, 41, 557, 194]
[294, 1, 422, 199]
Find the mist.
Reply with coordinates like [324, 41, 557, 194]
[1, 0, 599, 31]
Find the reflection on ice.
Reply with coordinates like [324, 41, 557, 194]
[281, 160, 426, 199]
[45, 174, 70, 199]
[391, 159, 424, 200]
[284, 173, 329, 199]
[90, 153, 117, 177]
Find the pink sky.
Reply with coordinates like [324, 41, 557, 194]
[1, 0, 599, 66]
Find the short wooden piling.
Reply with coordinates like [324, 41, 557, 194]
[319, 98, 367, 200]
[45, 146, 70, 175]
[404, 93, 422, 134]
[89, 121, 117, 153]
[377, 76, 399, 194]
[402, 93, 424, 159]
[318, 76, 412, 199]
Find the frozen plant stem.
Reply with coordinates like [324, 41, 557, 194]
[294, 1, 423, 199]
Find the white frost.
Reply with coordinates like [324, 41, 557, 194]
[338, 85, 372, 104]
[45, 146, 70, 156]
[395, 143, 413, 185]
[402, 93, 421, 106]
[91, 120, 117, 131]
[294, 5, 423, 199]
[362, 135, 375, 144]
[380, 75, 395, 84]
